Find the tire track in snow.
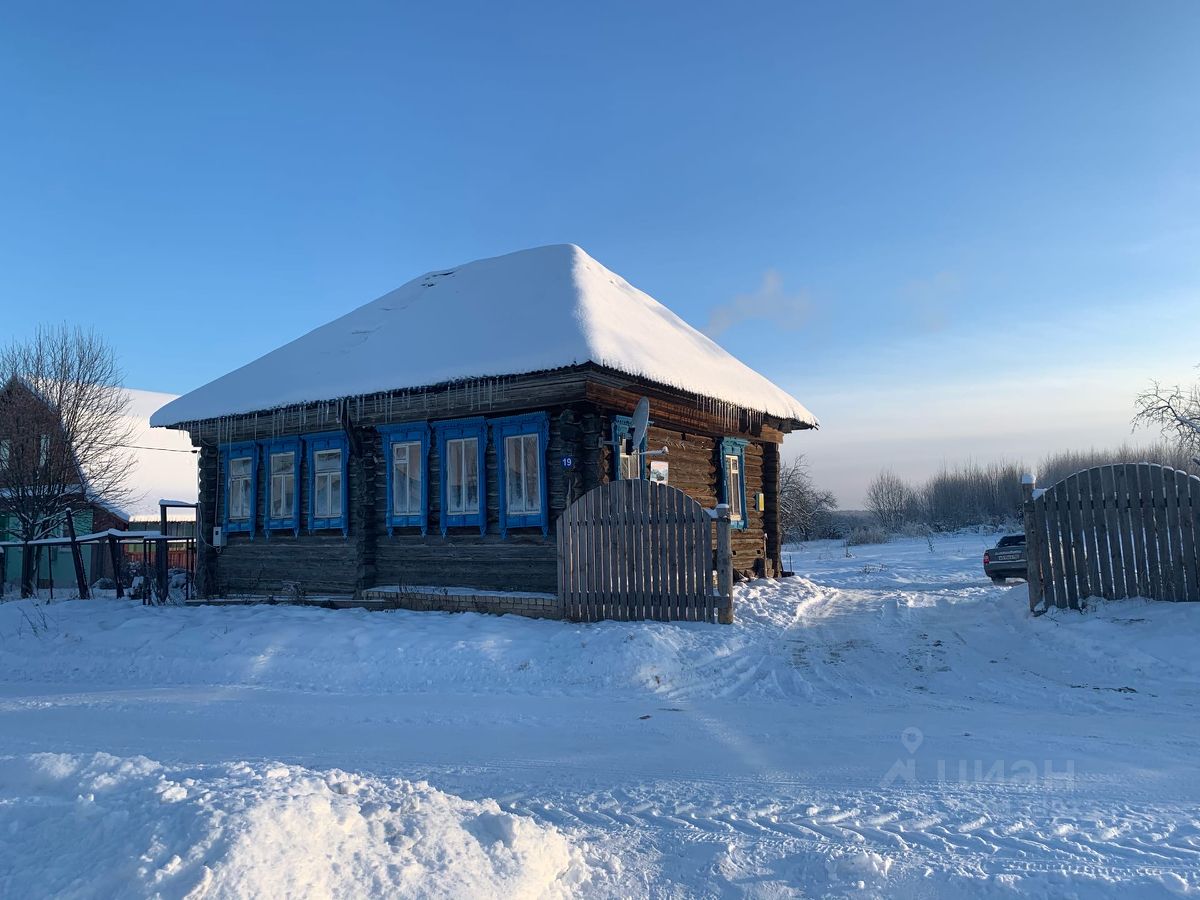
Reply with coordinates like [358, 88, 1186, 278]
[403, 757, 1200, 888]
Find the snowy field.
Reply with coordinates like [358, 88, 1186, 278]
[2, 534, 1199, 898]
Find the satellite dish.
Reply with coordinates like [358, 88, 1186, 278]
[630, 397, 650, 450]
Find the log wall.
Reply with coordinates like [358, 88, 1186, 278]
[599, 418, 777, 578]
[185, 367, 801, 603]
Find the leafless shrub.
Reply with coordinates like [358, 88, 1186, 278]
[779, 455, 838, 542]
[865, 469, 914, 532]
[845, 525, 889, 546]
[17, 602, 50, 638]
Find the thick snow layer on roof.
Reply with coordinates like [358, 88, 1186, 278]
[151, 244, 817, 428]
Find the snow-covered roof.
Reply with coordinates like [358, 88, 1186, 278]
[91, 496, 131, 524]
[0, 528, 157, 548]
[151, 244, 817, 428]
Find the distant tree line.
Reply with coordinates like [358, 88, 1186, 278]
[863, 443, 1197, 534]
[768, 364, 1200, 545]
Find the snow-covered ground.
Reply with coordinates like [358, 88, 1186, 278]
[2, 534, 1199, 897]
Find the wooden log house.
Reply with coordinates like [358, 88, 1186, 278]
[151, 245, 817, 616]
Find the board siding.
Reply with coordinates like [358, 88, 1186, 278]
[1028, 465, 1200, 609]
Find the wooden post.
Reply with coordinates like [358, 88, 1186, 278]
[65, 509, 90, 600]
[351, 441, 377, 603]
[716, 503, 734, 624]
[20, 541, 33, 598]
[762, 441, 782, 576]
[1022, 474, 1043, 613]
[156, 503, 169, 604]
[107, 534, 124, 598]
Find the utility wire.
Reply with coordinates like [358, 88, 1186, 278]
[91, 442, 198, 454]
[116, 444, 198, 454]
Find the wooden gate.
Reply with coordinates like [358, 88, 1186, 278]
[557, 479, 733, 623]
[1023, 464, 1200, 610]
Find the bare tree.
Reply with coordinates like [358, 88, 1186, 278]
[1134, 369, 1200, 460]
[0, 325, 135, 596]
[778, 455, 837, 542]
[865, 468, 913, 532]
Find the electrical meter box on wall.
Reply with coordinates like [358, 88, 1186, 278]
[212, 526, 226, 548]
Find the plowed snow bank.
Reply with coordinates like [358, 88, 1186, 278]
[0, 753, 590, 899]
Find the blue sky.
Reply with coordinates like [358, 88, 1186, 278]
[2, 1, 1197, 503]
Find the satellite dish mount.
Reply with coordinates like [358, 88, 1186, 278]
[618, 397, 668, 472]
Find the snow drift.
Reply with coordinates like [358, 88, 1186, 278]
[150, 244, 817, 427]
[3, 536, 1200, 897]
[0, 752, 590, 899]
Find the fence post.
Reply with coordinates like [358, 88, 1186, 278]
[107, 534, 124, 598]
[1022, 474, 1043, 613]
[65, 509, 90, 600]
[716, 503, 734, 624]
[20, 541, 34, 599]
[156, 503, 170, 604]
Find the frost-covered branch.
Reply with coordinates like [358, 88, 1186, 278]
[778, 455, 837, 542]
[1133, 370, 1200, 455]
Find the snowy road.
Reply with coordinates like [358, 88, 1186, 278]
[3, 535, 1200, 897]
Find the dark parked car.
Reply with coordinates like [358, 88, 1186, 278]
[983, 534, 1027, 584]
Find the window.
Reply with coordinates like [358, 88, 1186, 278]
[314, 450, 342, 518]
[221, 442, 258, 534]
[379, 423, 429, 534]
[446, 438, 479, 514]
[505, 434, 540, 514]
[433, 418, 487, 534]
[261, 438, 300, 534]
[611, 415, 648, 480]
[270, 453, 296, 517]
[491, 412, 549, 537]
[303, 432, 349, 534]
[229, 458, 253, 520]
[724, 454, 742, 520]
[719, 438, 748, 530]
[393, 443, 423, 514]
[0, 439, 9, 469]
[38, 435, 50, 469]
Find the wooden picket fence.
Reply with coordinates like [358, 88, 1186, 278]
[1022, 464, 1200, 610]
[557, 479, 733, 623]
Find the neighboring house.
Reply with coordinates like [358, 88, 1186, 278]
[150, 244, 818, 604]
[0, 504, 129, 592]
[0, 379, 130, 592]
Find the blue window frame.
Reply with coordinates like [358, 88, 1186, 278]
[611, 414, 649, 480]
[302, 431, 349, 535]
[261, 437, 301, 535]
[220, 441, 258, 535]
[379, 422, 430, 535]
[719, 438, 748, 530]
[433, 417, 487, 535]
[491, 412, 549, 538]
